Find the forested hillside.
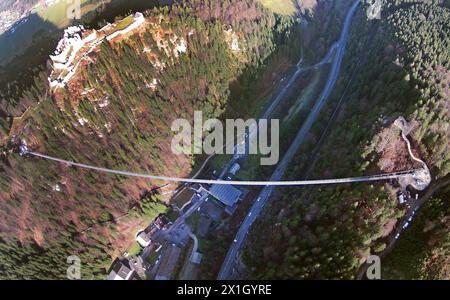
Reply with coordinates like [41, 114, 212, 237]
[382, 187, 449, 279]
[0, 0, 296, 279]
[244, 0, 450, 279]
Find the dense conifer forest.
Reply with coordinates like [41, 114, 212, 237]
[0, 0, 448, 280]
[244, 0, 450, 279]
[0, 0, 302, 279]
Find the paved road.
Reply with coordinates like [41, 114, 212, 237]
[217, 0, 362, 280]
[218, 37, 339, 180]
[357, 176, 450, 279]
[153, 191, 209, 242]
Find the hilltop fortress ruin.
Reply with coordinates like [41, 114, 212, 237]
[48, 12, 147, 90]
[48, 11, 241, 92]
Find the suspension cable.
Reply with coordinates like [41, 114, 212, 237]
[26, 151, 419, 187]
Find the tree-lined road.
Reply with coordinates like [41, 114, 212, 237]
[218, 0, 362, 279]
[218, 34, 339, 180]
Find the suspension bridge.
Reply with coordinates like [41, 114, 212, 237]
[23, 150, 424, 187]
